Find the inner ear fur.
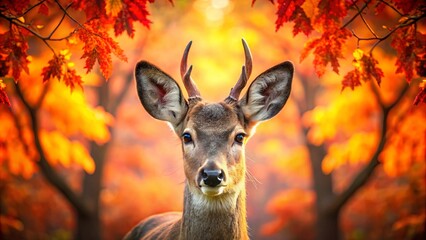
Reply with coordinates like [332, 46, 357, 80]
[238, 61, 293, 122]
[135, 61, 188, 127]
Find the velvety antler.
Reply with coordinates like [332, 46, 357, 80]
[181, 41, 201, 100]
[226, 39, 252, 103]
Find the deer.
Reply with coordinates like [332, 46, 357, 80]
[124, 39, 293, 240]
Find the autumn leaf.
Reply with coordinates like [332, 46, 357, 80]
[0, 79, 11, 107]
[300, 24, 351, 76]
[113, 0, 153, 37]
[41, 52, 83, 90]
[391, 26, 426, 83]
[341, 69, 361, 91]
[314, 0, 347, 27]
[76, 20, 127, 79]
[1, 0, 30, 15]
[413, 80, 426, 105]
[292, 6, 313, 36]
[342, 50, 384, 91]
[106, 0, 123, 17]
[0, 26, 30, 80]
[42, 55, 65, 82]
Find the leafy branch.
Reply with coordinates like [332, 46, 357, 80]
[350, 10, 426, 53]
[0, 0, 80, 56]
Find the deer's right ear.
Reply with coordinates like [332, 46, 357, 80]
[135, 61, 188, 127]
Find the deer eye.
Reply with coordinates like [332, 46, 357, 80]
[234, 133, 245, 144]
[182, 132, 193, 144]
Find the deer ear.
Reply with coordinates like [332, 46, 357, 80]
[238, 61, 293, 122]
[135, 61, 188, 127]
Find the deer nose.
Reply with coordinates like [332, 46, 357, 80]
[201, 169, 224, 187]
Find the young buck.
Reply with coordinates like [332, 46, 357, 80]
[125, 39, 293, 240]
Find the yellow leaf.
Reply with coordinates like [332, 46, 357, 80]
[105, 0, 123, 17]
[40, 130, 95, 173]
[353, 48, 364, 61]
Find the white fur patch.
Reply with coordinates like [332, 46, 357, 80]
[190, 184, 242, 213]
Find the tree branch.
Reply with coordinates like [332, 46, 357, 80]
[14, 83, 92, 217]
[109, 72, 133, 114]
[341, 0, 372, 29]
[327, 84, 410, 213]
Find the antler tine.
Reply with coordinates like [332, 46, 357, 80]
[226, 39, 252, 103]
[181, 41, 201, 100]
[242, 38, 252, 79]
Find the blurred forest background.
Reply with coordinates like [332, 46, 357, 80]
[0, 0, 425, 240]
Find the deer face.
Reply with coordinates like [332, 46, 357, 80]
[135, 40, 293, 198]
[180, 102, 247, 197]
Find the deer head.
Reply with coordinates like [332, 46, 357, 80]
[135, 39, 293, 201]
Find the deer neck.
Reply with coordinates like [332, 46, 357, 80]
[180, 182, 248, 240]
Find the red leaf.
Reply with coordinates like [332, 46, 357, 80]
[1, 0, 30, 15]
[38, 3, 49, 16]
[42, 55, 65, 82]
[291, 6, 313, 36]
[77, 20, 127, 79]
[392, 0, 424, 14]
[71, 0, 105, 22]
[300, 24, 351, 76]
[275, 0, 305, 31]
[0, 80, 11, 108]
[315, 0, 347, 26]
[391, 26, 426, 82]
[0, 26, 30, 81]
[63, 68, 83, 91]
[114, 0, 153, 37]
[361, 53, 384, 86]
[341, 69, 361, 91]
[413, 81, 426, 105]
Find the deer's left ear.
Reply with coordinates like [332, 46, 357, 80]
[238, 61, 293, 122]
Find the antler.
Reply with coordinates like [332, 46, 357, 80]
[226, 39, 252, 103]
[181, 41, 201, 100]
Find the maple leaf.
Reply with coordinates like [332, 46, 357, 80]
[341, 69, 361, 91]
[300, 24, 351, 76]
[292, 6, 313, 36]
[114, 0, 153, 37]
[314, 0, 347, 27]
[0, 79, 11, 107]
[42, 55, 65, 82]
[413, 80, 426, 105]
[342, 50, 384, 91]
[63, 68, 83, 91]
[1, 0, 30, 15]
[392, 0, 424, 14]
[71, 0, 105, 22]
[274, 0, 305, 31]
[41, 53, 83, 90]
[0, 26, 30, 81]
[106, 0, 123, 17]
[391, 26, 426, 83]
[360, 53, 384, 86]
[76, 20, 127, 79]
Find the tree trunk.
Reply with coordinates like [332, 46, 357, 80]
[74, 83, 111, 240]
[76, 211, 101, 240]
[306, 140, 341, 240]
